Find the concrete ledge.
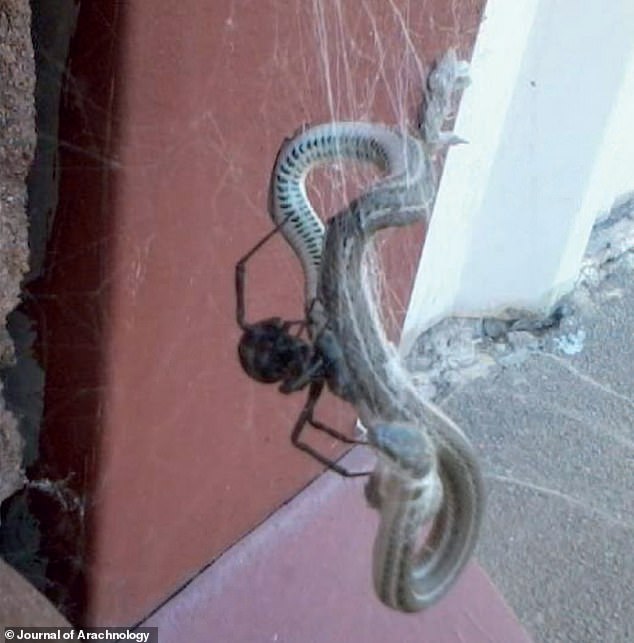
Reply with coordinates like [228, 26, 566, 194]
[143, 449, 531, 643]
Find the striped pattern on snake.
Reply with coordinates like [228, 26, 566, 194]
[268, 50, 483, 612]
[315, 190, 484, 611]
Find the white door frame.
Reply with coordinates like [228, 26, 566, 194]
[402, 0, 634, 354]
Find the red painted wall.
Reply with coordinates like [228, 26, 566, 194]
[28, 0, 484, 625]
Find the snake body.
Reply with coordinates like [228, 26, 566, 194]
[268, 51, 483, 611]
[269, 122, 427, 303]
[316, 188, 484, 611]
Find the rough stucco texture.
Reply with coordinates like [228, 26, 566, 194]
[0, 0, 35, 509]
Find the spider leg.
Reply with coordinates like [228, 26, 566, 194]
[291, 382, 370, 477]
[281, 319, 309, 338]
[235, 213, 294, 329]
[308, 416, 368, 446]
[279, 356, 324, 393]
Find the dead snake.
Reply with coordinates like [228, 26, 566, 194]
[268, 50, 484, 612]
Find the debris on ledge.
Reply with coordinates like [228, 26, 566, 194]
[407, 195, 634, 400]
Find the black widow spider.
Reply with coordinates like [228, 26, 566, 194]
[235, 216, 368, 477]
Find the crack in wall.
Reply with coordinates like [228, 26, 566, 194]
[0, 0, 79, 604]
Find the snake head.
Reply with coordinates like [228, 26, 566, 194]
[364, 423, 442, 513]
[368, 424, 436, 479]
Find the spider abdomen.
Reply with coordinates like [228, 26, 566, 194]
[238, 318, 313, 388]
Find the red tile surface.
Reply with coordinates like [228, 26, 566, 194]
[143, 448, 532, 643]
[26, 0, 486, 625]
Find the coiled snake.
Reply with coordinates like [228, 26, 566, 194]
[268, 51, 484, 612]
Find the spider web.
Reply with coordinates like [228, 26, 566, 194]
[2, 1, 631, 638]
[251, 4, 634, 640]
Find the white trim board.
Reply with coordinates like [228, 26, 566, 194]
[401, 0, 634, 354]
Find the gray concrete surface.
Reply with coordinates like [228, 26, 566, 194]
[432, 252, 634, 642]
